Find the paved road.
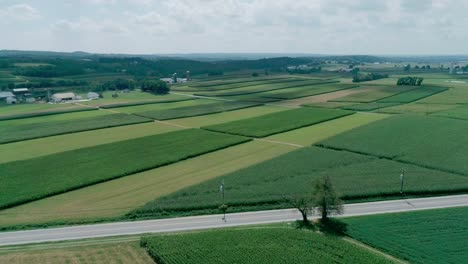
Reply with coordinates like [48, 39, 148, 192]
[0, 195, 466, 246]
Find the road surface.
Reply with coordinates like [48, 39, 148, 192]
[0, 194, 466, 246]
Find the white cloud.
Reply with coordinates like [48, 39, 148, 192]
[0, 3, 40, 21]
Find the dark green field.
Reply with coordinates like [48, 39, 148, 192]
[141, 227, 392, 264]
[318, 114, 468, 176]
[0, 112, 151, 144]
[344, 207, 468, 264]
[132, 146, 467, 218]
[203, 107, 353, 137]
[134, 101, 260, 120]
[0, 129, 249, 209]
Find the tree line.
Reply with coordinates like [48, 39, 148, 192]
[397, 76, 424, 86]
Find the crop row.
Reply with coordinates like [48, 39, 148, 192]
[0, 129, 249, 209]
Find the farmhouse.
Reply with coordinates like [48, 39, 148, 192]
[51, 92, 77, 103]
[160, 78, 188, 84]
[0, 92, 16, 104]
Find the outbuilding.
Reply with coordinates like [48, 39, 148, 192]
[6, 97, 17, 104]
[51, 92, 76, 103]
[87, 92, 100, 100]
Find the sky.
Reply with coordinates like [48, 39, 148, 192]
[0, 0, 466, 55]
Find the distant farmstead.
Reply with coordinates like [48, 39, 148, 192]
[87, 92, 100, 100]
[51, 92, 77, 103]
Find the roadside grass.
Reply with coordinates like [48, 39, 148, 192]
[331, 85, 415, 103]
[141, 227, 393, 264]
[0, 129, 249, 209]
[344, 207, 468, 264]
[132, 146, 467, 218]
[0, 122, 182, 164]
[195, 79, 337, 97]
[0, 141, 295, 228]
[262, 83, 358, 99]
[266, 112, 389, 146]
[0, 240, 153, 264]
[169, 105, 288, 127]
[0, 112, 151, 144]
[203, 107, 354, 137]
[318, 114, 468, 176]
[134, 101, 260, 120]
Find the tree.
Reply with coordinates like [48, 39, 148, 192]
[286, 194, 314, 224]
[312, 176, 343, 222]
[141, 80, 169, 94]
[252, 72, 259, 77]
[404, 64, 411, 72]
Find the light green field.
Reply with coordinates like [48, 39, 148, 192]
[417, 87, 468, 104]
[169, 105, 288, 127]
[110, 98, 212, 114]
[377, 102, 457, 114]
[0, 141, 295, 227]
[0, 122, 181, 164]
[0, 239, 153, 264]
[266, 113, 389, 146]
[0, 103, 87, 118]
[81, 91, 185, 106]
[332, 86, 414, 103]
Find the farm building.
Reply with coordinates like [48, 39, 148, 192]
[160, 78, 188, 84]
[51, 92, 77, 103]
[6, 97, 17, 104]
[87, 92, 100, 100]
[0, 92, 16, 104]
[12, 88, 29, 94]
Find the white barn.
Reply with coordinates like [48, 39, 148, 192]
[87, 92, 100, 100]
[51, 92, 77, 103]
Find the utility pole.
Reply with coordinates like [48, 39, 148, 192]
[400, 169, 405, 195]
[219, 180, 226, 221]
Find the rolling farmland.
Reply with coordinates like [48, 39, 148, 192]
[344, 207, 468, 264]
[204, 107, 354, 137]
[141, 227, 392, 264]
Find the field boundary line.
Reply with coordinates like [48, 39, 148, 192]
[343, 237, 408, 264]
[254, 138, 304, 148]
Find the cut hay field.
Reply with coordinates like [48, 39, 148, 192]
[318, 114, 468, 176]
[344, 207, 468, 264]
[0, 129, 249, 209]
[266, 112, 389, 146]
[0, 111, 151, 144]
[141, 227, 392, 264]
[331, 85, 414, 103]
[134, 146, 467, 218]
[169, 105, 288, 127]
[0, 141, 295, 227]
[0, 122, 181, 164]
[195, 79, 336, 97]
[0, 240, 153, 264]
[261, 83, 358, 99]
[134, 101, 260, 120]
[204, 107, 353, 137]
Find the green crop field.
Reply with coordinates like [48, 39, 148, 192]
[81, 92, 186, 107]
[318, 114, 468, 176]
[0, 122, 181, 164]
[196, 79, 336, 97]
[175, 77, 298, 91]
[344, 207, 468, 264]
[134, 146, 467, 217]
[109, 99, 211, 114]
[266, 112, 389, 146]
[262, 83, 358, 99]
[0, 112, 151, 144]
[134, 101, 260, 120]
[417, 87, 468, 104]
[303, 101, 357, 109]
[204, 107, 353, 137]
[377, 102, 457, 114]
[0, 129, 249, 209]
[342, 102, 400, 111]
[331, 86, 415, 103]
[0, 141, 295, 227]
[169, 105, 287, 127]
[0, 103, 91, 118]
[141, 227, 392, 264]
[0, 240, 153, 264]
[378, 86, 447, 103]
[431, 104, 468, 120]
